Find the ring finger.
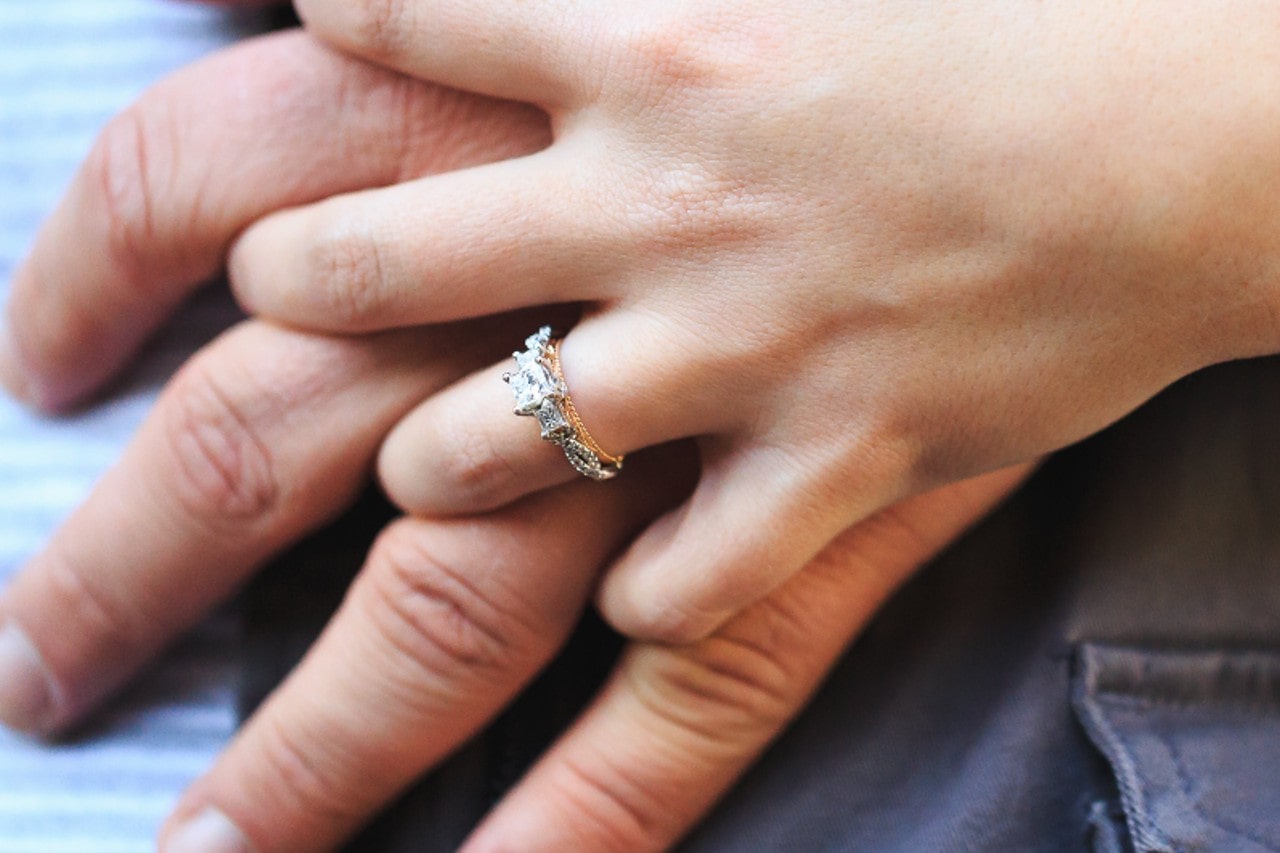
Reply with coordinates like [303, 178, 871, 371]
[378, 310, 742, 516]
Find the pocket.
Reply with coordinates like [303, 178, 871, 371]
[1072, 644, 1280, 853]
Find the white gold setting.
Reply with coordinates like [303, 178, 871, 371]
[503, 326, 624, 481]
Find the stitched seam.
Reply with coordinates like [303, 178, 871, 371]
[1079, 702, 1169, 852]
[1074, 657, 1172, 852]
[1093, 693, 1280, 717]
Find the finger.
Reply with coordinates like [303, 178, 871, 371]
[0, 317, 505, 736]
[0, 31, 548, 412]
[378, 311, 739, 516]
[462, 464, 1034, 853]
[230, 142, 620, 333]
[597, 440, 908, 644]
[294, 0, 599, 107]
[158, 451, 693, 853]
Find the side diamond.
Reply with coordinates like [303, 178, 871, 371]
[536, 400, 571, 440]
[525, 326, 553, 352]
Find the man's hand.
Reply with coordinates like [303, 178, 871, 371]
[0, 33, 549, 414]
[163, 457, 1028, 853]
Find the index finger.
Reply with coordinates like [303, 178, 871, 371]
[0, 318, 500, 736]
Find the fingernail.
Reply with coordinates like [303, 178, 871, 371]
[0, 621, 54, 734]
[0, 324, 35, 406]
[164, 807, 253, 853]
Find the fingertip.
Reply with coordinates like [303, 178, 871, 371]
[598, 579, 726, 646]
[0, 295, 69, 412]
[0, 324, 36, 409]
[376, 359, 575, 518]
[459, 810, 563, 853]
[1, 258, 137, 415]
[0, 618, 56, 736]
[594, 470, 819, 646]
[161, 805, 255, 853]
[225, 232, 264, 322]
[596, 518, 730, 644]
[224, 213, 285, 319]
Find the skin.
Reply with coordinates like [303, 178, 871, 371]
[210, 0, 1280, 646]
[0, 31, 1029, 852]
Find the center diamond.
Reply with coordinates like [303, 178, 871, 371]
[509, 353, 563, 415]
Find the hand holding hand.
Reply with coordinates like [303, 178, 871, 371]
[212, 0, 1280, 645]
[0, 30, 1029, 851]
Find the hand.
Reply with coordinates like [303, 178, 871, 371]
[0, 28, 1029, 851]
[189, 0, 1280, 647]
[165, 464, 1028, 853]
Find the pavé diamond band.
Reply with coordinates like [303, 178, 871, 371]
[503, 326, 624, 481]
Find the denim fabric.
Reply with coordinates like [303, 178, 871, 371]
[1088, 799, 1134, 853]
[1073, 645, 1280, 853]
[245, 355, 1280, 851]
[678, 357, 1280, 852]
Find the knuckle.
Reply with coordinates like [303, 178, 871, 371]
[432, 418, 523, 510]
[160, 359, 280, 524]
[88, 104, 167, 295]
[345, 0, 409, 61]
[603, 16, 782, 256]
[253, 713, 368, 825]
[362, 526, 527, 679]
[622, 159, 767, 258]
[844, 410, 925, 498]
[633, 631, 798, 745]
[609, 11, 725, 96]
[547, 754, 665, 853]
[303, 211, 389, 330]
[606, 8, 783, 109]
[616, 606, 714, 647]
[41, 543, 152, 665]
[603, 587, 721, 646]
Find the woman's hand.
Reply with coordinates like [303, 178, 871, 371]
[0, 29, 1028, 851]
[194, 0, 1280, 646]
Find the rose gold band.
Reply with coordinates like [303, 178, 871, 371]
[547, 338, 625, 468]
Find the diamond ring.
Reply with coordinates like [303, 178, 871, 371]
[503, 326, 624, 481]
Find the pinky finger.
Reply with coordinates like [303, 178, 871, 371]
[461, 464, 1034, 853]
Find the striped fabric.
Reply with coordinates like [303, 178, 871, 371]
[0, 3, 269, 849]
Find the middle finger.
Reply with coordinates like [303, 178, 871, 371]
[161, 450, 690, 852]
[294, 0, 603, 107]
[229, 140, 625, 334]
